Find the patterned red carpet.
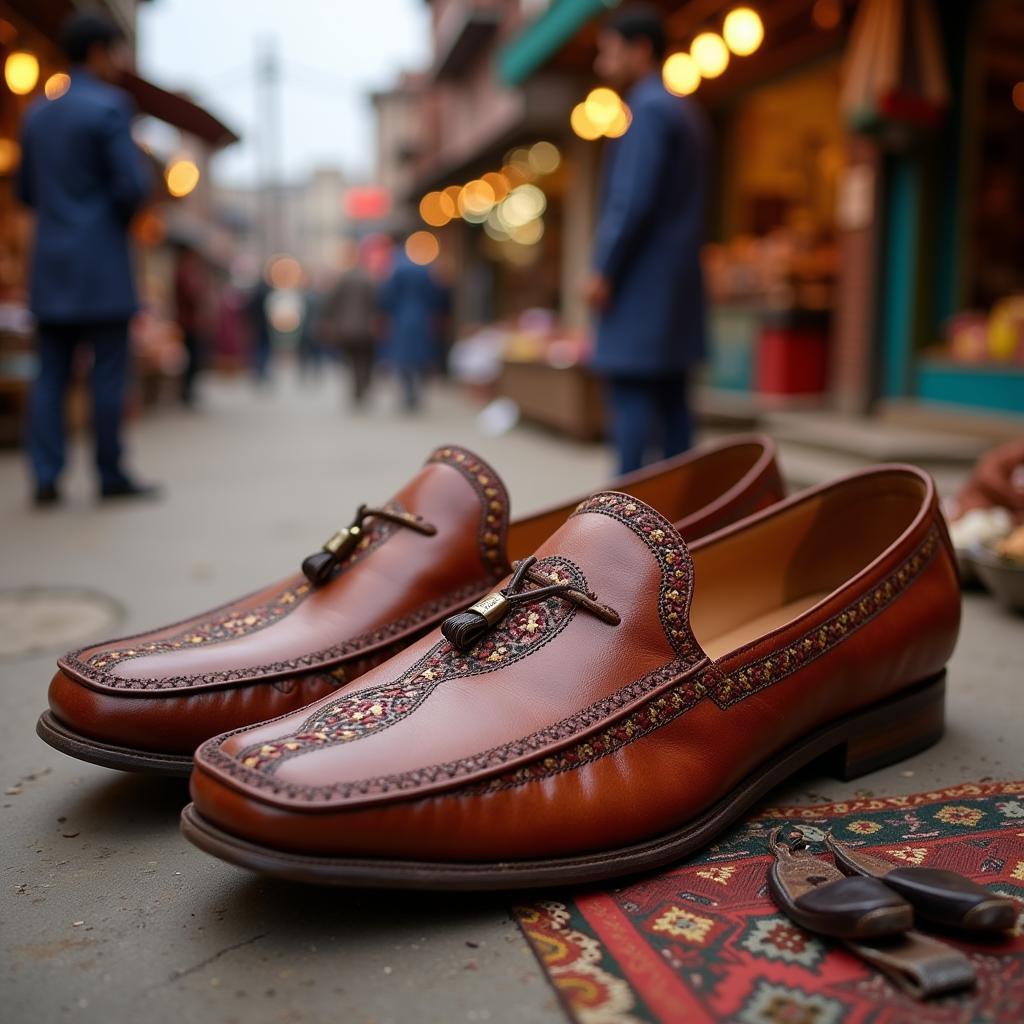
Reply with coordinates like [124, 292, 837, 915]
[515, 782, 1024, 1024]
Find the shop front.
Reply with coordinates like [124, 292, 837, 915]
[490, 0, 1024, 427]
[874, 0, 1024, 418]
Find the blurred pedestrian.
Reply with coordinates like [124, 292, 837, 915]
[297, 276, 327, 384]
[18, 11, 156, 504]
[172, 241, 208, 407]
[320, 244, 378, 408]
[379, 244, 448, 413]
[583, 4, 710, 474]
[248, 274, 273, 385]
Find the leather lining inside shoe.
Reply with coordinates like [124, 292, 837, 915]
[701, 591, 830, 660]
[507, 442, 766, 561]
[689, 472, 928, 659]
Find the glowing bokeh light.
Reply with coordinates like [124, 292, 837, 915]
[527, 141, 561, 175]
[1012, 81, 1024, 113]
[604, 103, 632, 138]
[267, 253, 303, 290]
[458, 178, 496, 222]
[510, 218, 544, 246]
[570, 102, 602, 141]
[268, 291, 303, 334]
[481, 171, 511, 203]
[405, 231, 439, 266]
[501, 184, 546, 228]
[44, 72, 70, 100]
[419, 190, 455, 227]
[662, 52, 701, 96]
[165, 158, 200, 198]
[5, 51, 40, 95]
[723, 8, 764, 56]
[507, 147, 532, 176]
[691, 32, 729, 78]
[584, 87, 623, 131]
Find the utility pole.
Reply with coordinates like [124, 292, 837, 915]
[256, 38, 284, 260]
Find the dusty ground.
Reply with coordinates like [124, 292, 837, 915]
[2, 369, 1021, 1024]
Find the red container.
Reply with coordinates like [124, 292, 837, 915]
[756, 324, 829, 395]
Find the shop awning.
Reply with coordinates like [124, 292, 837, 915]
[498, 0, 608, 86]
[120, 71, 240, 149]
[435, 4, 501, 80]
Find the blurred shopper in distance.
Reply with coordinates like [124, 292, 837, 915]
[584, 4, 710, 474]
[320, 243, 378, 408]
[248, 273, 273, 385]
[18, 11, 156, 504]
[297, 273, 327, 384]
[172, 240, 208, 407]
[212, 265, 251, 374]
[379, 241, 449, 413]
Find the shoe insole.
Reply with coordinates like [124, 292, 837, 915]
[700, 591, 830, 660]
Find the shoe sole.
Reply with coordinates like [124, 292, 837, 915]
[36, 711, 193, 777]
[179, 672, 946, 890]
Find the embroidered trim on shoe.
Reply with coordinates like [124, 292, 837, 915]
[710, 526, 941, 708]
[205, 655, 704, 801]
[202, 519, 944, 804]
[458, 526, 945, 794]
[63, 579, 491, 692]
[199, 498, 709, 801]
[428, 446, 511, 580]
[232, 556, 587, 773]
[73, 503, 409, 679]
[570, 492, 699, 661]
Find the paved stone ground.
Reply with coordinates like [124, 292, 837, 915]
[2, 369, 1021, 1024]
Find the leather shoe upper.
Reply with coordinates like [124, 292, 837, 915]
[48, 438, 783, 754]
[189, 465, 960, 862]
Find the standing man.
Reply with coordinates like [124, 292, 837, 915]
[320, 243, 379, 409]
[19, 12, 155, 504]
[378, 242, 448, 413]
[584, 4, 710, 474]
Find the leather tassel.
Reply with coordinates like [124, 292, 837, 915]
[440, 610, 491, 652]
[442, 591, 511, 651]
[302, 526, 362, 586]
[302, 550, 339, 586]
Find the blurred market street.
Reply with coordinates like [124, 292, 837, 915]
[2, 370, 1023, 1024]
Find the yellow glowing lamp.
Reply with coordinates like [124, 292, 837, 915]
[406, 231, 439, 266]
[604, 103, 632, 139]
[44, 72, 71, 100]
[723, 8, 764, 56]
[584, 87, 623, 131]
[165, 158, 200, 198]
[663, 52, 701, 96]
[5, 51, 40, 95]
[570, 102, 602, 141]
[691, 32, 729, 78]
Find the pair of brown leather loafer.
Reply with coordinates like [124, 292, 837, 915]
[38, 436, 964, 890]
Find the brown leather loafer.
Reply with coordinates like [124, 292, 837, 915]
[39, 437, 782, 775]
[183, 464, 960, 889]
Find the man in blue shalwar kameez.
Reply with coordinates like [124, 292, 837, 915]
[583, 4, 711, 474]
